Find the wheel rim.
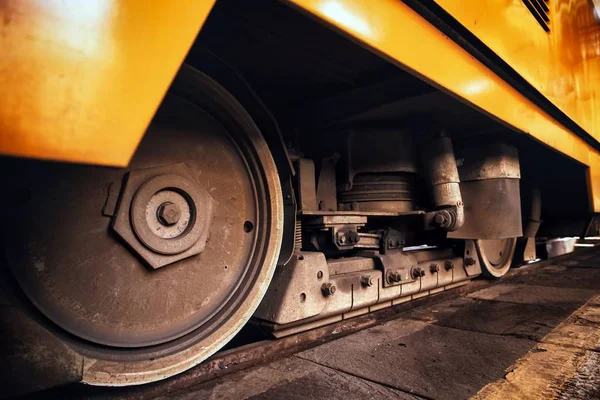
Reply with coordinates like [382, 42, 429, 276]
[476, 238, 517, 277]
[2, 66, 283, 384]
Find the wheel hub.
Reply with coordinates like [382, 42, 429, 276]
[113, 164, 215, 267]
[4, 93, 274, 349]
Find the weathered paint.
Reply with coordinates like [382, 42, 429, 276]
[289, 0, 600, 211]
[0, 0, 215, 167]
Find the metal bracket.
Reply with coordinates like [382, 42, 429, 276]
[304, 215, 367, 251]
[463, 240, 482, 277]
[372, 249, 418, 287]
[277, 176, 298, 266]
[381, 229, 406, 254]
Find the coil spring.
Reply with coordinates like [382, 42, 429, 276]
[294, 219, 302, 253]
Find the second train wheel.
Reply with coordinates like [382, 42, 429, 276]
[3, 65, 283, 385]
[475, 238, 517, 278]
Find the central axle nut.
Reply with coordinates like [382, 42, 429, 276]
[157, 202, 181, 226]
[112, 163, 215, 270]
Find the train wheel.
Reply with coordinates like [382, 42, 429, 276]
[475, 238, 517, 279]
[2, 65, 283, 385]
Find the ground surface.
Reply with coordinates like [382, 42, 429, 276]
[31, 247, 600, 400]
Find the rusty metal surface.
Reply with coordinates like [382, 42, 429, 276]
[420, 134, 464, 231]
[1, 65, 284, 385]
[296, 159, 318, 211]
[256, 246, 474, 337]
[112, 164, 215, 269]
[456, 143, 521, 181]
[337, 173, 415, 213]
[315, 154, 339, 212]
[254, 252, 329, 325]
[449, 179, 523, 239]
[4, 95, 263, 349]
[277, 177, 297, 266]
[299, 210, 424, 217]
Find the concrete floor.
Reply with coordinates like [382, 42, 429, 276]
[152, 247, 600, 400]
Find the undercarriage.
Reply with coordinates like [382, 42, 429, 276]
[1, 0, 595, 393]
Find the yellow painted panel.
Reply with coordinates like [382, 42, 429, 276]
[290, 0, 600, 211]
[0, 0, 215, 167]
[435, 0, 600, 143]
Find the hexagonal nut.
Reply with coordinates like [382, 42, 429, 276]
[336, 231, 348, 245]
[112, 163, 215, 269]
[360, 275, 373, 287]
[434, 213, 447, 226]
[411, 267, 425, 279]
[387, 270, 403, 283]
[321, 283, 336, 296]
[157, 202, 181, 226]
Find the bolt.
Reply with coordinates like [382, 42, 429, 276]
[430, 263, 440, 274]
[348, 231, 360, 244]
[336, 231, 348, 245]
[434, 213, 447, 225]
[360, 275, 373, 287]
[157, 202, 181, 226]
[388, 270, 403, 283]
[321, 283, 336, 296]
[412, 267, 425, 279]
[465, 257, 476, 266]
[445, 261, 454, 271]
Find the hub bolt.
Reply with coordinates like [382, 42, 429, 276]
[465, 257, 476, 267]
[412, 267, 426, 279]
[348, 231, 360, 244]
[336, 232, 348, 245]
[337, 231, 360, 246]
[360, 275, 374, 287]
[321, 283, 336, 296]
[157, 202, 181, 226]
[388, 270, 403, 283]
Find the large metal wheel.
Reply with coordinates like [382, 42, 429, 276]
[2, 65, 283, 385]
[476, 238, 517, 279]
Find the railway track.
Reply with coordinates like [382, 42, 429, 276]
[29, 245, 600, 400]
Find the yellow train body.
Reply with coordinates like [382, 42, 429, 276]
[0, 0, 599, 209]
